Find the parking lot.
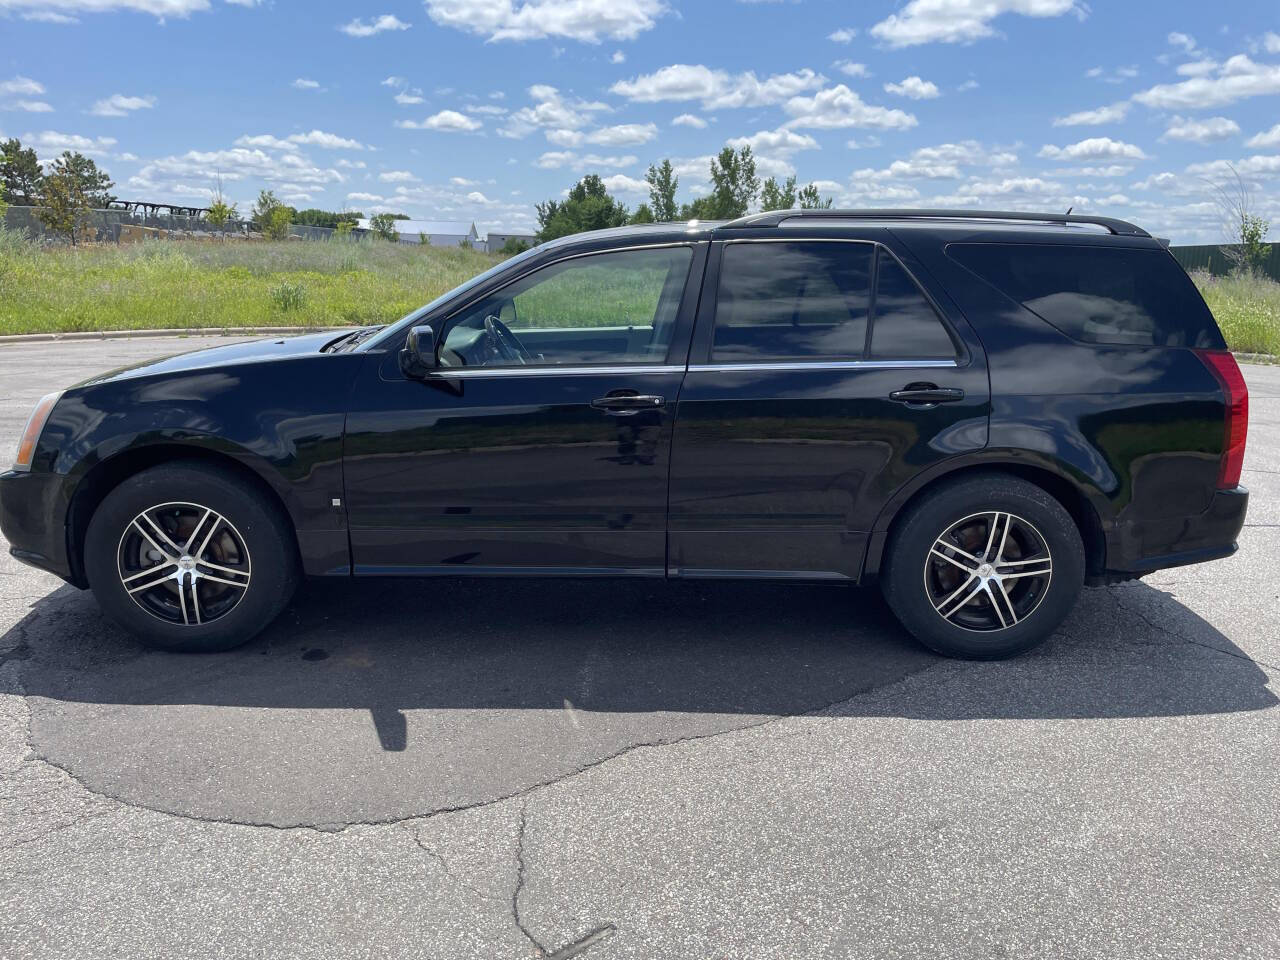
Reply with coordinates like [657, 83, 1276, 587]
[1, 336, 1277, 959]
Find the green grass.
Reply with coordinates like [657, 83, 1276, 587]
[0, 229, 502, 335]
[1192, 270, 1280, 356]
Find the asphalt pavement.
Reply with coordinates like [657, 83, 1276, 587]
[1, 336, 1277, 959]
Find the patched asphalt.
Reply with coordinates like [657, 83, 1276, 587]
[1, 337, 1277, 959]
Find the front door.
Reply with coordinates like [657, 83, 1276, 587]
[344, 243, 702, 576]
[668, 235, 990, 581]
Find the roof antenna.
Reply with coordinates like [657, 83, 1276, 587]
[1065, 206, 1073, 215]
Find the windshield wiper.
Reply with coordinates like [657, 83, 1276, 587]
[325, 325, 386, 353]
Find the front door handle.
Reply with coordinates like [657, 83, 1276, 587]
[889, 383, 965, 406]
[591, 393, 666, 416]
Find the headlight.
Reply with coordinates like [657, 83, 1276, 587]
[12, 392, 62, 472]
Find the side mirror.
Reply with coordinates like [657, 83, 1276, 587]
[399, 325, 437, 378]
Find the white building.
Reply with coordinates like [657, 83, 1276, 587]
[480, 230, 537, 254]
[358, 218, 479, 247]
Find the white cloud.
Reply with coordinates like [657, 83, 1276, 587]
[1160, 116, 1240, 144]
[397, 109, 483, 132]
[1167, 31, 1197, 54]
[834, 60, 869, 78]
[599, 173, 648, 194]
[466, 190, 492, 203]
[1133, 55, 1280, 110]
[498, 85, 609, 138]
[0, 1, 210, 19]
[382, 76, 405, 87]
[1245, 124, 1280, 149]
[851, 141, 1016, 184]
[883, 76, 940, 99]
[451, 176, 479, 186]
[379, 170, 418, 182]
[234, 134, 298, 150]
[287, 129, 365, 150]
[424, 0, 668, 43]
[870, 0, 1083, 48]
[1053, 102, 1129, 126]
[19, 129, 116, 158]
[782, 84, 918, 130]
[336, 158, 367, 169]
[4, 100, 54, 112]
[610, 50, 625, 64]
[1038, 137, 1148, 161]
[536, 150, 636, 170]
[583, 122, 657, 146]
[828, 27, 855, 43]
[137, 147, 344, 187]
[1185, 154, 1280, 181]
[0, 75, 45, 96]
[89, 93, 156, 116]
[292, 78, 321, 90]
[1264, 32, 1280, 55]
[1132, 172, 1180, 191]
[611, 64, 824, 109]
[466, 104, 508, 116]
[394, 89, 426, 105]
[725, 127, 819, 157]
[1176, 59, 1217, 78]
[347, 192, 385, 204]
[671, 113, 706, 129]
[339, 14, 410, 37]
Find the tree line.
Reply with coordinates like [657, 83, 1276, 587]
[535, 146, 832, 243]
[2, 137, 116, 244]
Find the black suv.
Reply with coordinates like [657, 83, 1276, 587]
[1, 209, 1249, 659]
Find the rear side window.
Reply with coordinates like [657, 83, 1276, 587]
[713, 242, 872, 361]
[712, 242, 956, 362]
[948, 243, 1223, 348]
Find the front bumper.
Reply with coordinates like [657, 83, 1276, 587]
[1106, 485, 1249, 574]
[0, 468, 78, 584]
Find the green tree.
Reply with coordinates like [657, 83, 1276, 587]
[760, 175, 798, 212]
[335, 219, 355, 238]
[37, 157, 94, 245]
[629, 203, 655, 225]
[205, 177, 237, 237]
[680, 147, 759, 220]
[44, 151, 114, 208]
[1, 138, 43, 204]
[368, 212, 400, 241]
[250, 189, 283, 232]
[0, 183, 8, 223]
[535, 173, 629, 242]
[645, 159, 679, 222]
[293, 208, 363, 228]
[797, 182, 833, 209]
[264, 205, 292, 240]
[500, 236, 531, 255]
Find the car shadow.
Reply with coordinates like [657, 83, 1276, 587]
[1, 576, 1273, 827]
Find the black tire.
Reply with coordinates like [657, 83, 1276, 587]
[881, 473, 1084, 660]
[84, 460, 299, 652]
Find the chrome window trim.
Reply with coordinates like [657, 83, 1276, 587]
[687, 359, 958, 374]
[430, 364, 687, 379]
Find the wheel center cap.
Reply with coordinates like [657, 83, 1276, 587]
[177, 555, 197, 571]
[978, 563, 994, 578]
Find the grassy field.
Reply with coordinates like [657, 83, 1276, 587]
[0, 229, 501, 335]
[2, 229, 1278, 356]
[1192, 271, 1280, 356]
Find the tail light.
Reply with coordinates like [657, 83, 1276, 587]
[1195, 350, 1248, 489]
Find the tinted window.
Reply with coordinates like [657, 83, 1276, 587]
[713, 242, 872, 361]
[948, 243, 1223, 348]
[870, 255, 956, 359]
[441, 246, 692, 367]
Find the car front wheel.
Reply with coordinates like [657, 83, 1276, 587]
[84, 461, 299, 652]
[881, 473, 1085, 660]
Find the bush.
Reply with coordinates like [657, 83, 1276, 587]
[264, 206, 292, 241]
[269, 280, 306, 312]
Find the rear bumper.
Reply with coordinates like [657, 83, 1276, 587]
[1106, 485, 1248, 574]
[0, 468, 78, 585]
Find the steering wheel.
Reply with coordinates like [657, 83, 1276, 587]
[483, 314, 534, 365]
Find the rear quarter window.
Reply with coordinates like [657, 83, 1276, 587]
[947, 243, 1225, 348]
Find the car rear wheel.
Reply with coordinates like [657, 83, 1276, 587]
[881, 473, 1084, 660]
[84, 461, 299, 652]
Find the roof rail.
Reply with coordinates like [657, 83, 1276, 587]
[719, 208, 1150, 238]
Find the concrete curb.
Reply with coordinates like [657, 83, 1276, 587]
[0, 326, 348, 346]
[1234, 351, 1280, 366]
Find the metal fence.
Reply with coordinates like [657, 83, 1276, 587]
[1169, 243, 1280, 283]
[1, 205, 345, 244]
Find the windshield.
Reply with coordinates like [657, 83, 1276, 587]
[358, 244, 543, 351]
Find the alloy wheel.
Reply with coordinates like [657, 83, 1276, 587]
[116, 501, 252, 626]
[923, 511, 1053, 632]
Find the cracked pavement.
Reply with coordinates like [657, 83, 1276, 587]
[1, 338, 1277, 959]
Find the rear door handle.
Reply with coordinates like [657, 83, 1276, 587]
[889, 383, 965, 406]
[591, 393, 665, 415]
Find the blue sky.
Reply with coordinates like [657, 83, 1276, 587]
[1, 0, 1278, 241]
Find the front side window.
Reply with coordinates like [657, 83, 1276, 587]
[711, 241, 955, 362]
[441, 246, 692, 367]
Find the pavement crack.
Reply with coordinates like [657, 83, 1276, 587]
[1106, 586, 1279, 672]
[403, 823, 499, 902]
[512, 799, 548, 957]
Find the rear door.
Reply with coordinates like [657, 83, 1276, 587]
[667, 233, 989, 581]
